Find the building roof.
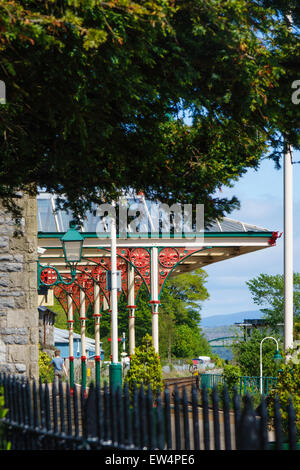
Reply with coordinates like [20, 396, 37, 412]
[37, 192, 270, 234]
[37, 192, 279, 278]
[54, 327, 103, 351]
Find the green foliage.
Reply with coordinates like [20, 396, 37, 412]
[0, 386, 11, 450]
[223, 364, 241, 393]
[246, 273, 300, 331]
[159, 268, 211, 359]
[125, 334, 163, 394]
[39, 346, 53, 384]
[1, 1, 300, 224]
[267, 360, 300, 435]
[172, 324, 211, 359]
[232, 328, 284, 377]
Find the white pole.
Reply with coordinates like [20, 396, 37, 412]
[127, 263, 136, 356]
[94, 281, 101, 358]
[151, 247, 159, 353]
[284, 143, 294, 358]
[67, 294, 74, 358]
[80, 288, 86, 358]
[284, 13, 294, 360]
[260, 336, 279, 394]
[110, 202, 119, 363]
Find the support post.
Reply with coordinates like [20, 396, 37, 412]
[150, 247, 160, 353]
[284, 14, 294, 361]
[67, 293, 74, 393]
[127, 264, 136, 356]
[80, 288, 87, 394]
[94, 280, 101, 387]
[284, 132, 294, 359]
[109, 202, 122, 389]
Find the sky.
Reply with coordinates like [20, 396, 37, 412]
[201, 151, 300, 318]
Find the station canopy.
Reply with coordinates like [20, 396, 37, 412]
[37, 192, 280, 280]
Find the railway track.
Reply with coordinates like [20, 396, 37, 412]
[163, 376, 199, 398]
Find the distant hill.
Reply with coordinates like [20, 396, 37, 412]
[200, 310, 263, 328]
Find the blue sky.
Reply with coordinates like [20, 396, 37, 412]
[201, 151, 300, 318]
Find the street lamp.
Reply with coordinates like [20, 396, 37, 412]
[260, 336, 283, 394]
[38, 222, 84, 288]
[61, 222, 84, 275]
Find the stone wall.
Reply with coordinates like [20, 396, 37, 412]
[0, 195, 39, 380]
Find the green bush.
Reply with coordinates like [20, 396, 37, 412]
[0, 386, 11, 450]
[39, 346, 53, 384]
[223, 364, 241, 393]
[125, 334, 163, 394]
[267, 360, 300, 436]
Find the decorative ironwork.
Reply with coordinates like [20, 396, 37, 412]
[39, 267, 58, 286]
[159, 247, 180, 268]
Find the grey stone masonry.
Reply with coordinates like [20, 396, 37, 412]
[0, 194, 39, 380]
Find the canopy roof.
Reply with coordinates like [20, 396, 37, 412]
[37, 193, 279, 278]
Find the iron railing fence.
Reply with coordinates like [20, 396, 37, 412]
[239, 376, 278, 396]
[0, 373, 298, 451]
[199, 374, 278, 396]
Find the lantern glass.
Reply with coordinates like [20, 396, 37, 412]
[63, 240, 83, 263]
[273, 349, 283, 363]
[61, 223, 84, 265]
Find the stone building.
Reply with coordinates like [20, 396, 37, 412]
[0, 195, 39, 380]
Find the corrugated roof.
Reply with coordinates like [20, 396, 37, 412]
[37, 193, 270, 234]
[54, 327, 103, 351]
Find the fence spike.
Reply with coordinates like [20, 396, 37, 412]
[103, 381, 110, 444]
[258, 394, 268, 450]
[139, 384, 147, 449]
[132, 383, 139, 448]
[174, 385, 181, 450]
[237, 394, 259, 450]
[146, 385, 155, 450]
[182, 387, 190, 450]
[233, 386, 241, 450]
[116, 385, 125, 449]
[212, 386, 220, 450]
[52, 379, 59, 435]
[73, 383, 80, 438]
[164, 386, 172, 450]
[96, 381, 103, 444]
[274, 396, 283, 450]
[288, 397, 297, 450]
[110, 381, 118, 447]
[201, 384, 210, 450]
[85, 382, 97, 441]
[222, 385, 231, 450]
[192, 383, 200, 450]
[65, 382, 73, 438]
[156, 388, 164, 450]
[123, 382, 133, 449]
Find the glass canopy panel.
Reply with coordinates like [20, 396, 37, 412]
[37, 197, 57, 232]
[37, 193, 270, 234]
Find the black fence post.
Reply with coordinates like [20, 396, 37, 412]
[0, 373, 299, 451]
[236, 394, 259, 450]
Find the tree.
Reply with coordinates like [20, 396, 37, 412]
[1, 1, 300, 224]
[125, 334, 163, 393]
[172, 324, 211, 359]
[246, 273, 300, 332]
[159, 268, 210, 358]
[232, 328, 284, 377]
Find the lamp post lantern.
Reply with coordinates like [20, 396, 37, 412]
[38, 222, 84, 288]
[61, 222, 84, 274]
